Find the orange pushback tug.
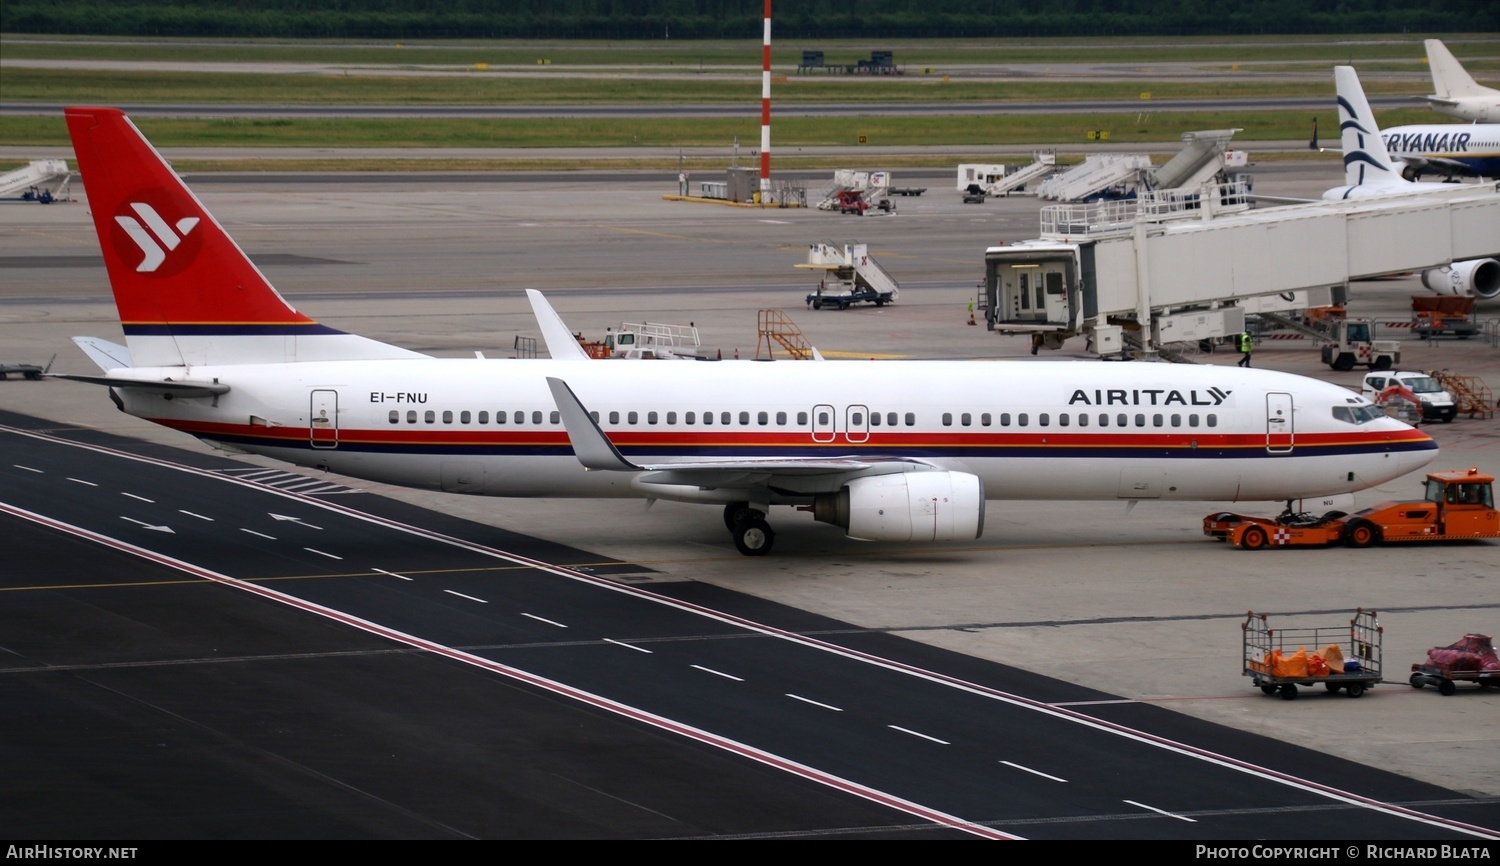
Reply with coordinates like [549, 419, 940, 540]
[1204, 468, 1498, 550]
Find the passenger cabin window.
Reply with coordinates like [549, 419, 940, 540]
[388, 410, 399, 424]
[904, 413, 916, 426]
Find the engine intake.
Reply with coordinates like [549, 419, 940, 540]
[1422, 258, 1500, 300]
[812, 471, 984, 542]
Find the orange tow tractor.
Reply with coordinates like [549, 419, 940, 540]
[1204, 468, 1499, 550]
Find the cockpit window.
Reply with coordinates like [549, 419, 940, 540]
[1332, 404, 1384, 425]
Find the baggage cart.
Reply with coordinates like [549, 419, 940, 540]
[1409, 633, 1500, 695]
[1242, 609, 1383, 700]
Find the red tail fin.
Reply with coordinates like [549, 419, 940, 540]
[66, 107, 315, 331]
[66, 107, 421, 366]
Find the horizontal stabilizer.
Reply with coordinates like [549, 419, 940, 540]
[72, 336, 133, 371]
[50, 372, 230, 398]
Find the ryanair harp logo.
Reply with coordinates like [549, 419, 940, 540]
[115, 201, 200, 273]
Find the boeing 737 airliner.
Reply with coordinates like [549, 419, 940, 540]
[58, 107, 1438, 555]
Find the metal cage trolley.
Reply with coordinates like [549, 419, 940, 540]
[1242, 609, 1383, 700]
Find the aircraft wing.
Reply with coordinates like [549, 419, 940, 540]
[545, 376, 934, 480]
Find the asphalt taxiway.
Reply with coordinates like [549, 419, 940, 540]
[1, 162, 1497, 838]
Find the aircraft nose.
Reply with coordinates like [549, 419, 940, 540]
[1399, 428, 1440, 474]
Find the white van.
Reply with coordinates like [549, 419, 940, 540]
[1361, 371, 1457, 423]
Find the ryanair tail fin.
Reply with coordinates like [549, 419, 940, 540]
[64, 107, 424, 368]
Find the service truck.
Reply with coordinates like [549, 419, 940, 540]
[1204, 468, 1498, 550]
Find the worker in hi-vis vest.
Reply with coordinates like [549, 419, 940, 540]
[1237, 330, 1254, 368]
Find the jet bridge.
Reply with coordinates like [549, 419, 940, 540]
[983, 181, 1500, 357]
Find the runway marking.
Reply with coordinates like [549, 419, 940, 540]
[239, 528, 276, 540]
[889, 725, 949, 745]
[604, 638, 652, 654]
[119, 516, 173, 533]
[67, 477, 98, 486]
[444, 589, 488, 603]
[1125, 799, 1196, 823]
[787, 694, 843, 711]
[121, 492, 154, 502]
[13, 464, 43, 473]
[372, 567, 412, 581]
[3, 426, 1493, 842]
[271, 513, 323, 529]
[691, 664, 743, 681]
[1000, 761, 1068, 783]
[521, 613, 567, 628]
[178, 510, 213, 521]
[303, 547, 343, 560]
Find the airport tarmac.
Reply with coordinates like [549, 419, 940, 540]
[1, 161, 1497, 804]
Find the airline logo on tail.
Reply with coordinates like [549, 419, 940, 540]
[1337, 93, 1391, 181]
[107, 191, 204, 277]
[115, 201, 200, 272]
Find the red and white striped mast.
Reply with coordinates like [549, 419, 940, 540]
[759, 0, 772, 202]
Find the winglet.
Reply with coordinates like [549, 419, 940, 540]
[545, 377, 640, 471]
[526, 290, 592, 361]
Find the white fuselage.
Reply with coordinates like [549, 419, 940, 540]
[111, 358, 1437, 505]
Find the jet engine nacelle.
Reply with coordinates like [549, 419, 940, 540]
[811, 471, 984, 542]
[1422, 258, 1500, 300]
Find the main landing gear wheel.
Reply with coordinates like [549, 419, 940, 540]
[732, 516, 775, 556]
[724, 502, 751, 531]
